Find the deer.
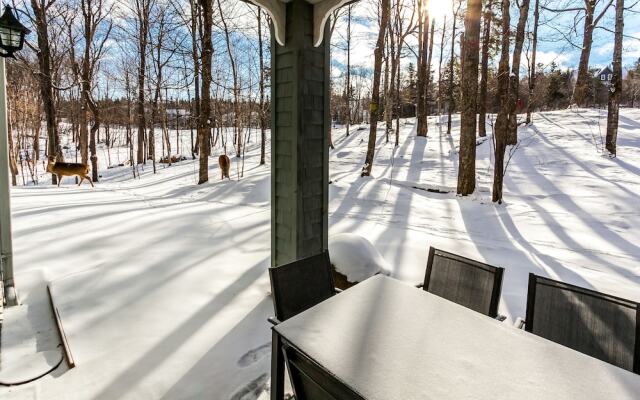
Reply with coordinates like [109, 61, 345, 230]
[46, 157, 94, 188]
[218, 154, 231, 180]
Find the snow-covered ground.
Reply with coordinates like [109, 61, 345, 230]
[2, 108, 639, 399]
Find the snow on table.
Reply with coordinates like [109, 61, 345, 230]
[275, 275, 640, 400]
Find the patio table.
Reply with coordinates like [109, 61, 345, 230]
[273, 275, 640, 400]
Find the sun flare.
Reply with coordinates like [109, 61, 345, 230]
[426, 0, 452, 19]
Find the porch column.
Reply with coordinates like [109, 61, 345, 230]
[0, 57, 16, 305]
[270, 0, 330, 267]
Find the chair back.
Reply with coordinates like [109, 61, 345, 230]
[269, 252, 336, 322]
[526, 274, 640, 373]
[283, 344, 365, 400]
[423, 247, 504, 318]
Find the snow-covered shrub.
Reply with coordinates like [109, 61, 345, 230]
[329, 233, 391, 288]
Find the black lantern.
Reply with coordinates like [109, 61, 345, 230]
[0, 6, 29, 58]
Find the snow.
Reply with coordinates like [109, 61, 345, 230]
[1, 108, 640, 399]
[275, 275, 640, 400]
[328, 233, 391, 282]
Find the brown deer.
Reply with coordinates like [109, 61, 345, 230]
[218, 154, 231, 180]
[46, 157, 94, 187]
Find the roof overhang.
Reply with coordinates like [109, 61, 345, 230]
[246, 0, 356, 47]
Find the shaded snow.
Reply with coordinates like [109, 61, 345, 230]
[1, 108, 639, 399]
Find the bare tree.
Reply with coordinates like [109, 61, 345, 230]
[217, 0, 240, 158]
[132, 0, 153, 164]
[149, 1, 182, 170]
[436, 16, 446, 118]
[525, 0, 540, 124]
[362, 0, 391, 177]
[446, 0, 462, 135]
[543, 0, 614, 106]
[493, 0, 511, 203]
[124, 66, 137, 178]
[506, 0, 531, 145]
[478, 0, 493, 137]
[458, 0, 482, 195]
[257, 8, 266, 165]
[605, 0, 623, 155]
[74, 0, 113, 181]
[345, 5, 352, 138]
[28, 0, 62, 184]
[416, 0, 430, 137]
[197, 0, 212, 184]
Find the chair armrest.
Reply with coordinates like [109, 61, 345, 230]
[495, 314, 507, 322]
[268, 316, 281, 326]
[513, 317, 525, 329]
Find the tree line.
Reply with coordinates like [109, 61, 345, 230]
[4, 0, 636, 202]
[351, 0, 631, 203]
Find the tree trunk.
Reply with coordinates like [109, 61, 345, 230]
[437, 16, 446, 118]
[125, 71, 136, 178]
[383, 29, 391, 142]
[573, 0, 596, 107]
[258, 9, 266, 165]
[198, 0, 213, 184]
[31, 0, 61, 185]
[416, 2, 429, 137]
[386, 23, 396, 139]
[492, 0, 511, 204]
[506, 0, 530, 145]
[457, 0, 482, 195]
[446, 7, 459, 135]
[80, 92, 89, 166]
[190, 0, 200, 158]
[136, 1, 149, 164]
[7, 117, 17, 186]
[478, 0, 493, 137]
[88, 98, 100, 182]
[605, 0, 624, 156]
[422, 19, 434, 138]
[218, 0, 240, 158]
[345, 6, 352, 137]
[362, 0, 391, 177]
[526, 0, 539, 124]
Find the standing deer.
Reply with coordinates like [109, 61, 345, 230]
[46, 157, 94, 187]
[218, 154, 230, 180]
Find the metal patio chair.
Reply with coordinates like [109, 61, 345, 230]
[269, 251, 341, 400]
[524, 273, 640, 374]
[420, 247, 504, 319]
[282, 342, 365, 400]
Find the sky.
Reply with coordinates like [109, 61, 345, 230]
[328, 0, 640, 83]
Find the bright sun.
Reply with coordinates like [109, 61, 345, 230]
[426, 0, 452, 19]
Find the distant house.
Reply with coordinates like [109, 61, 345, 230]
[166, 108, 190, 117]
[597, 66, 613, 85]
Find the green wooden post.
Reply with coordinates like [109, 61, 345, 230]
[271, 0, 330, 267]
